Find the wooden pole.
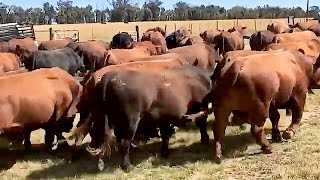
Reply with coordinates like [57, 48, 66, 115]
[49, 28, 53, 40]
[135, 25, 140, 42]
[254, 19, 257, 31]
[306, 0, 309, 22]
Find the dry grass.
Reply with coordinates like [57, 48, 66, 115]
[33, 18, 308, 42]
[2, 41, 320, 179]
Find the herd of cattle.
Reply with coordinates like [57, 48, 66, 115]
[0, 19, 320, 172]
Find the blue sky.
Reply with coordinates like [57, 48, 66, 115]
[0, 0, 315, 10]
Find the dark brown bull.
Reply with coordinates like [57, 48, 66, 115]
[211, 50, 320, 163]
[0, 67, 82, 150]
[88, 64, 212, 171]
[71, 41, 108, 71]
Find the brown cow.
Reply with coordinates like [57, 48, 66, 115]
[308, 24, 320, 36]
[141, 31, 167, 54]
[104, 46, 153, 66]
[146, 27, 166, 37]
[250, 30, 276, 51]
[132, 41, 159, 55]
[214, 31, 245, 54]
[9, 37, 38, 52]
[273, 31, 318, 43]
[200, 30, 222, 44]
[0, 67, 28, 77]
[0, 67, 82, 149]
[267, 21, 290, 34]
[178, 35, 204, 47]
[290, 20, 319, 31]
[165, 27, 192, 49]
[0, 52, 20, 72]
[266, 39, 320, 61]
[283, 27, 303, 33]
[211, 50, 320, 162]
[166, 43, 221, 72]
[38, 37, 76, 50]
[228, 26, 249, 39]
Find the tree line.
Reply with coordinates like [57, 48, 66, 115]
[0, 0, 319, 25]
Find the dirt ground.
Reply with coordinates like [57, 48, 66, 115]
[1, 40, 320, 180]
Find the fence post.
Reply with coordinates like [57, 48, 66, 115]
[237, 19, 239, 26]
[199, 23, 201, 33]
[254, 19, 257, 31]
[190, 24, 193, 34]
[164, 25, 167, 32]
[49, 27, 53, 40]
[174, 23, 176, 31]
[216, 21, 219, 30]
[136, 25, 140, 42]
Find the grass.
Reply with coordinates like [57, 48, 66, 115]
[33, 18, 308, 42]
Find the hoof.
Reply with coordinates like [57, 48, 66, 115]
[97, 158, 105, 171]
[120, 163, 133, 172]
[282, 130, 294, 140]
[272, 135, 283, 142]
[213, 155, 222, 164]
[200, 134, 210, 145]
[239, 124, 247, 131]
[272, 130, 282, 142]
[261, 146, 273, 154]
[161, 151, 169, 158]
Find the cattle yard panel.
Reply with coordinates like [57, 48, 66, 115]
[34, 29, 80, 42]
[0, 23, 35, 42]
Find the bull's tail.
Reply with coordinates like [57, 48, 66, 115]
[86, 72, 117, 158]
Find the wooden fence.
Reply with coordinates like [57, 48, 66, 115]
[0, 23, 35, 42]
[33, 18, 310, 42]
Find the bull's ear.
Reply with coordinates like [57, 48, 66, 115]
[298, 48, 306, 55]
[193, 59, 199, 66]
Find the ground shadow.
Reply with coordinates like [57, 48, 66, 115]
[26, 130, 259, 179]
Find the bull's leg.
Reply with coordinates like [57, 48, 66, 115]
[44, 127, 55, 150]
[24, 130, 32, 150]
[118, 114, 140, 172]
[283, 95, 305, 140]
[159, 125, 172, 158]
[250, 123, 272, 153]
[269, 107, 281, 142]
[195, 116, 209, 145]
[213, 108, 230, 163]
[285, 109, 292, 116]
